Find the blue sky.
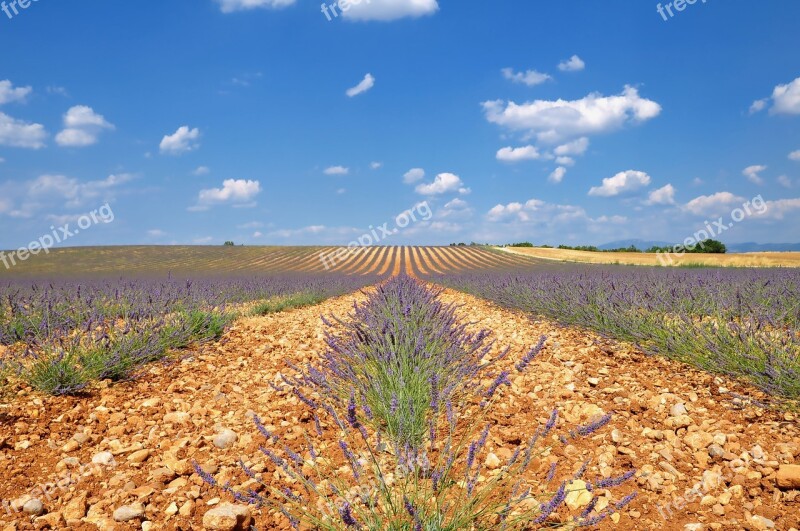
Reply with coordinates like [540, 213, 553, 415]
[1, 0, 799, 249]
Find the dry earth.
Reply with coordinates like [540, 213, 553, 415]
[1, 287, 799, 530]
[502, 247, 800, 268]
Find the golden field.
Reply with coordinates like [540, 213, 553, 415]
[500, 246, 800, 268]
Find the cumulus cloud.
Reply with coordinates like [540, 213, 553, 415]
[684, 192, 745, 216]
[192, 166, 211, 176]
[15, 173, 133, 212]
[0, 80, 32, 104]
[751, 77, 800, 115]
[324, 165, 349, 175]
[216, 0, 295, 13]
[749, 99, 768, 114]
[645, 184, 676, 205]
[346, 73, 375, 97]
[486, 198, 587, 225]
[370, 161, 383, 169]
[194, 179, 261, 209]
[403, 168, 425, 184]
[160, 126, 201, 155]
[554, 137, 589, 156]
[501, 68, 551, 87]
[483, 86, 661, 143]
[771, 77, 800, 115]
[548, 167, 567, 183]
[588, 170, 651, 197]
[789, 150, 800, 161]
[0, 112, 47, 148]
[339, 0, 438, 21]
[55, 105, 114, 147]
[778, 175, 793, 189]
[749, 198, 800, 220]
[743, 165, 767, 185]
[558, 55, 585, 72]
[415, 172, 468, 195]
[496, 145, 540, 162]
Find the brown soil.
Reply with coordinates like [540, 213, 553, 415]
[1, 287, 798, 530]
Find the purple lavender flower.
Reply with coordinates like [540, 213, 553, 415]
[575, 413, 613, 437]
[516, 335, 547, 372]
[543, 409, 558, 435]
[615, 492, 638, 510]
[192, 461, 217, 486]
[339, 502, 359, 528]
[594, 469, 636, 489]
[533, 481, 567, 524]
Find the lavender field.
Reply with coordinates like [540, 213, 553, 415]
[434, 266, 800, 403]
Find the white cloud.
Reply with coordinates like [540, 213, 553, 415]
[588, 170, 651, 197]
[778, 175, 793, 189]
[22, 173, 133, 210]
[486, 198, 587, 225]
[496, 145, 540, 162]
[645, 184, 676, 205]
[193, 166, 211, 176]
[749, 99, 768, 114]
[501, 68, 551, 87]
[253, 231, 263, 237]
[195, 179, 261, 208]
[685, 191, 745, 216]
[743, 164, 767, 185]
[0, 80, 32, 104]
[548, 167, 567, 183]
[147, 229, 166, 237]
[370, 161, 383, 169]
[0, 112, 47, 148]
[415, 172, 468, 195]
[554, 137, 589, 156]
[55, 105, 115, 147]
[346, 73, 375, 97]
[339, 0, 438, 21]
[160, 126, 201, 155]
[403, 168, 425, 184]
[216, 0, 295, 13]
[324, 165, 349, 175]
[483, 86, 661, 143]
[751, 77, 800, 115]
[558, 55, 585, 72]
[750, 198, 800, 220]
[789, 150, 800, 161]
[46, 86, 69, 96]
[238, 221, 263, 229]
[555, 156, 574, 166]
[771, 77, 800, 115]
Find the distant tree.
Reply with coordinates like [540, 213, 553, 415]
[696, 239, 726, 253]
[509, 242, 534, 247]
[223, 241, 235, 246]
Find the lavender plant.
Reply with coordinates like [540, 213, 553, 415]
[433, 267, 800, 401]
[200, 276, 636, 529]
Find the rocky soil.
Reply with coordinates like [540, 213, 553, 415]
[1, 287, 798, 530]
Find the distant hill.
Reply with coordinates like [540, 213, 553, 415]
[598, 239, 672, 251]
[726, 242, 800, 253]
[598, 239, 800, 253]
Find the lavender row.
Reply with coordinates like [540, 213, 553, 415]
[0, 273, 378, 395]
[201, 275, 637, 528]
[430, 266, 800, 400]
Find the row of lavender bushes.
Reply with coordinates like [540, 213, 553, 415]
[0, 274, 378, 395]
[201, 275, 636, 529]
[432, 267, 800, 401]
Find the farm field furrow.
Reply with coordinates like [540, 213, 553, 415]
[1, 284, 797, 530]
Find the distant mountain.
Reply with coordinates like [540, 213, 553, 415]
[598, 239, 800, 253]
[726, 242, 800, 253]
[598, 239, 672, 250]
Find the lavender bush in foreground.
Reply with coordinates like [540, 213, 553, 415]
[201, 276, 636, 529]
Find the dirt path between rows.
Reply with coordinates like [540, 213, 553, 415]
[1, 287, 798, 530]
